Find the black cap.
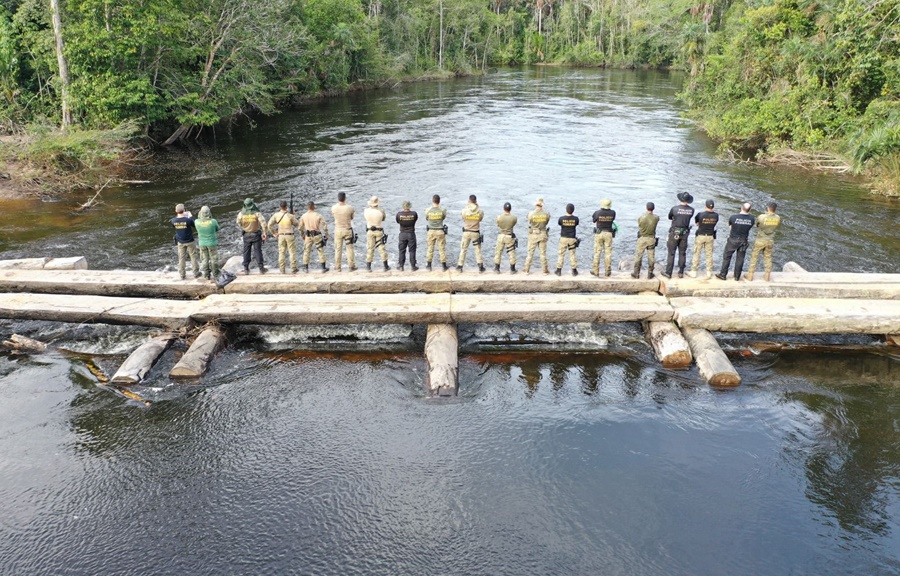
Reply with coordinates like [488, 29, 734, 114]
[646, 202, 655, 211]
[705, 199, 714, 209]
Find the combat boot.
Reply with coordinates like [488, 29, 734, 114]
[605, 267, 611, 277]
[631, 263, 641, 279]
[543, 267, 550, 275]
[366, 262, 372, 272]
[426, 262, 432, 272]
[478, 263, 485, 273]
[303, 264, 309, 273]
[746, 272, 754, 281]
[590, 270, 599, 277]
[243, 268, 250, 275]
[456, 265, 463, 272]
[259, 267, 267, 274]
[398, 265, 404, 272]
[647, 264, 655, 279]
[321, 263, 329, 273]
[572, 269, 578, 277]
[687, 269, 698, 278]
[494, 264, 501, 273]
[349, 265, 357, 272]
[510, 264, 517, 274]
[411, 265, 419, 272]
[554, 268, 562, 276]
[442, 263, 449, 272]
[280, 267, 286, 274]
[383, 261, 390, 271]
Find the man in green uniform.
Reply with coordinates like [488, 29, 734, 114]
[494, 202, 518, 274]
[364, 196, 390, 272]
[236, 197, 268, 274]
[555, 203, 579, 276]
[195, 205, 221, 281]
[457, 194, 485, 273]
[331, 192, 357, 272]
[424, 194, 448, 272]
[267, 200, 301, 274]
[591, 198, 616, 277]
[171, 203, 200, 280]
[299, 201, 329, 272]
[631, 202, 659, 279]
[523, 197, 550, 275]
[746, 201, 782, 281]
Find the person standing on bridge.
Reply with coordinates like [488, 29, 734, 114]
[631, 202, 659, 279]
[523, 198, 550, 275]
[555, 203, 579, 276]
[424, 194, 448, 272]
[331, 192, 357, 272]
[300, 201, 329, 273]
[591, 198, 616, 277]
[494, 202, 518, 274]
[236, 198, 267, 275]
[195, 205, 221, 281]
[267, 201, 301, 274]
[457, 194, 485, 273]
[746, 201, 782, 282]
[396, 200, 418, 272]
[171, 203, 200, 280]
[688, 199, 719, 279]
[715, 202, 754, 281]
[661, 192, 695, 279]
[364, 196, 390, 272]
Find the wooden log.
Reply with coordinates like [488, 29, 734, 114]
[682, 327, 741, 387]
[0, 269, 216, 299]
[448, 293, 673, 323]
[1, 333, 49, 352]
[111, 334, 176, 384]
[664, 282, 900, 300]
[425, 324, 458, 396]
[44, 256, 88, 270]
[888, 334, 900, 347]
[0, 293, 194, 329]
[169, 326, 225, 378]
[643, 321, 692, 368]
[782, 261, 807, 273]
[0, 258, 50, 270]
[672, 297, 900, 334]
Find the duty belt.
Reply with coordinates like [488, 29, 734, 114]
[305, 231, 321, 237]
[368, 226, 383, 231]
[280, 232, 294, 235]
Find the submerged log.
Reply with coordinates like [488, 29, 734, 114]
[111, 334, 176, 384]
[425, 324, 458, 396]
[643, 321, 692, 369]
[682, 327, 741, 387]
[169, 326, 226, 378]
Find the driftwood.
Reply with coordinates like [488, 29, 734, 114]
[76, 179, 110, 212]
[683, 327, 741, 387]
[110, 333, 176, 384]
[643, 321, 692, 369]
[2, 333, 49, 352]
[425, 324, 458, 396]
[169, 326, 225, 378]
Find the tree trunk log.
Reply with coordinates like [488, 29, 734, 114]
[49, 0, 72, 128]
[2, 334, 49, 352]
[425, 324, 458, 396]
[643, 321, 692, 368]
[111, 334, 175, 384]
[782, 261, 808, 273]
[169, 326, 225, 378]
[682, 327, 741, 387]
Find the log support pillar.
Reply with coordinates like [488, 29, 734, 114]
[682, 327, 741, 387]
[170, 326, 226, 378]
[425, 324, 458, 397]
[111, 333, 176, 384]
[643, 321, 692, 369]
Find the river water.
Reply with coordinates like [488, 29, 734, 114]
[0, 68, 898, 575]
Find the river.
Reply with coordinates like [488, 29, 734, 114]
[0, 68, 898, 575]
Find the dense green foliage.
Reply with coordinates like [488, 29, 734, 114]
[0, 0, 898, 190]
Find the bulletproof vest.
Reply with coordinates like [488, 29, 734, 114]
[425, 206, 447, 229]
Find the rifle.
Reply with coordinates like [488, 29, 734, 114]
[289, 190, 294, 214]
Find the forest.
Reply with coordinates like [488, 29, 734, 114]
[1, 0, 898, 193]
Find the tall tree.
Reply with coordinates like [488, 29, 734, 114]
[49, 0, 72, 128]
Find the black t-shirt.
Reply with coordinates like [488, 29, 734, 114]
[396, 210, 418, 232]
[558, 215, 579, 238]
[694, 211, 719, 236]
[171, 216, 196, 243]
[591, 209, 616, 231]
[728, 213, 755, 239]
[668, 205, 695, 229]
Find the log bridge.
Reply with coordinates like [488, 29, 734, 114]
[1, 256, 898, 395]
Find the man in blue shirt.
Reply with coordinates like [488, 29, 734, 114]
[170, 203, 200, 280]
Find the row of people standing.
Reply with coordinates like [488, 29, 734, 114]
[171, 193, 782, 281]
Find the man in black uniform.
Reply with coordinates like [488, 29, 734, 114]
[715, 202, 754, 281]
[396, 200, 418, 271]
[688, 199, 719, 279]
[555, 203, 579, 276]
[661, 192, 695, 279]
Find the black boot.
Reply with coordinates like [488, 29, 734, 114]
[555, 268, 561, 276]
[366, 262, 372, 272]
[510, 264, 517, 274]
[411, 264, 418, 271]
[648, 265, 655, 279]
[572, 268, 578, 276]
[456, 265, 463, 272]
[478, 263, 485, 273]
[426, 262, 432, 272]
[399, 265, 404, 272]
[494, 264, 501, 273]
[383, 261, 390, 271]
[303, 264, 309, 273]
[442, 263, 449, 272]
[321, 263, 329, 273]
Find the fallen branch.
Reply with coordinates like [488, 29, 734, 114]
[76, 179, 111, 212]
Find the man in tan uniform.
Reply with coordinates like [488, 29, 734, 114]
[424, 194, 448, 271]
[267, 200, 301, 274]
[331, 192, 357, 272]
[631, 202, 660, 279]
[747, 201, 782, 281]
[300, 201, 329, 272]
[523, 198, 550, 275]
[494, 202, 518, 274]
[364, 196, 390, 272]
[456, 194, 485, 273]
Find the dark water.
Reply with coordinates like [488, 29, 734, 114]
[1, 68, 899, 575]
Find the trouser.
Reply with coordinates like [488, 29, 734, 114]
[398, 231, 417, 268]
[366, 230, 387, 263]
[592, 231, 613, 274]
[719, 236, 749, 278]
[176, 241, 199, 278]
[199, 245, 220, 279]
[665, 228, 689, 275]
[494, 233, 516, 265]
[303, 234, 326, 264]
[277, 234, 298, 272]
[242, 231, 264, 271]
[425, 229, 446, 263]
[524, 231, 548, 272]
[556, 237, 578, 270]
[457, 230, 483, 267]
[633, 236, 656, 274]
[691, 234, 715, 273]
[748, 237, 775, 274]
[334, 229, 355, 269]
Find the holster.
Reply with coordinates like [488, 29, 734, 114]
[380, 233, 389, 246]
[442, 225, 448, 235]
[473, 233, 484, 246]
[348, 230, 358, 245]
